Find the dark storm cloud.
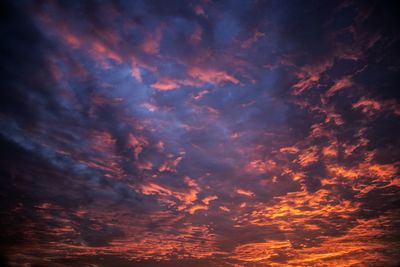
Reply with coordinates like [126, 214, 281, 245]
[0, 1, 60, 129]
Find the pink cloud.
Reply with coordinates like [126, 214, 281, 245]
[188, 67, 240, 85]
[326, 76, 353, 97]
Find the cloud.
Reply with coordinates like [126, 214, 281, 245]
[236, 188, 254, 197]
[188, 67, 240, 85]
[1, 0, 399, 266]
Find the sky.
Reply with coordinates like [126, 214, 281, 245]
[1, 0, 400, 266]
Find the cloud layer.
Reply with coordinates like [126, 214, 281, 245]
[1, 0, 400, 266]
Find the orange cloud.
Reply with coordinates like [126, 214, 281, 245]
[353, 97, 382, 115]
[90, 40, 122, 64]
[131, 62, 142, 82]
[296, 146, 319, 166]
[188, 67, 240, 85]
[322, 141, 338, 158]
[158, 153, 185, 173]
[188, 204, 208, 214]
[128, 133, 148, 160]
[246, 159, 276, 173]
[151, 77, 202, 91]
[139, 176, 201, 210]
[231, 240, 291, 262]
[202, 195, 218, 205]
[353, 97, 400, 117]
[279, 146, 300, 154]
[292, 59, 333, 95]
[236, 188, 254, 197]
[140, 182, 173, 196]
[219, 206, 230, 212]
[285, 216, 394, 266]
[151, 79, 181, 91]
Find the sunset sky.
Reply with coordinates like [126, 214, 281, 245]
[1, 0, 400, 266]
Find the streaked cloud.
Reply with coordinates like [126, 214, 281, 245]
[1, 0, 399, 266]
